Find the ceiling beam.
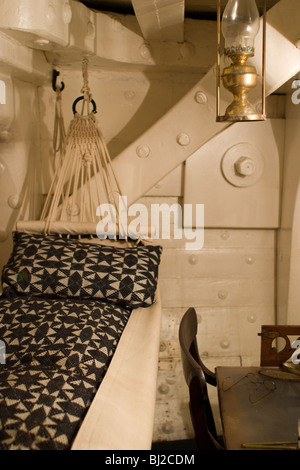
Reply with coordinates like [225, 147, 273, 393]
[131, 0, 185, 42]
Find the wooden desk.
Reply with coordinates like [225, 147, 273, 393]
[216, 366, 300, 450]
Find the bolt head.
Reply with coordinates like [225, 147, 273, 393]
[234, 156, 256, 176]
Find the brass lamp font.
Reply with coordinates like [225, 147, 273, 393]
[216, 0, 266, 122]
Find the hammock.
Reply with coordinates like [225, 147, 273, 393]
[18, 59, 127, 239]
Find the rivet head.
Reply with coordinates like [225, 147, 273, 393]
[8, 195, 22, 209]
[247, 313, 257, 323]
[176, 133, 190, 146]
[194, 91, 208, 104]
[136, 144, 150, 158]
[245, 256, 255, 265]
[162, 422, 173, 434]
[189, 254, 198, 265]
[221, 230, 230, 240]
[139, 43, 152, 60]
[158, 383, 169, 395]
[218, 289, 228, 300]
[220, 339, 230, 349]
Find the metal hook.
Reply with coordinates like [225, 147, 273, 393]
[52, 69, 65, 92]
[72, 96, 97, 115]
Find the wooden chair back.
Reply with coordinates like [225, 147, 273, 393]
[179, 307, 223, 450]
[259, 325, 300, 366]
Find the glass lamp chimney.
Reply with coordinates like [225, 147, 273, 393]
[222, 0, 260, 61]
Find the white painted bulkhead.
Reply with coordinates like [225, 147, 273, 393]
[0, 0, 299, 444]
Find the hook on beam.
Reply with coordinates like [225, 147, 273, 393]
[52, 69, 65, 92]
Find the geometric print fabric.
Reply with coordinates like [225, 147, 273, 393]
[0, 364, 96, 450]
[2, 232, 162, 309]
[0, 296, 131, 450]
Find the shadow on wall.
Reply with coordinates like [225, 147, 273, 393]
[106, 70, 201, 159]
[0, 80, 44, 275]
[0, 139, 43, 275]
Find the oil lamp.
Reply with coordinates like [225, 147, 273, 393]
[216, 0, 266, 122]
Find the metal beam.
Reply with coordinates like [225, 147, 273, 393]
[131, 0, 185, 42]
[112, 0, 300, 205]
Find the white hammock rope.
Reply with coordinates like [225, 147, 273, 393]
[52, 85, 66, 170]
[40, 59, 127, 238]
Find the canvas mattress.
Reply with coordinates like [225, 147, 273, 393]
[0, 296, 132, 450]
[0, 231, 163, 450]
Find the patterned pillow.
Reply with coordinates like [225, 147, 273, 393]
[1, 232, 162, 308]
